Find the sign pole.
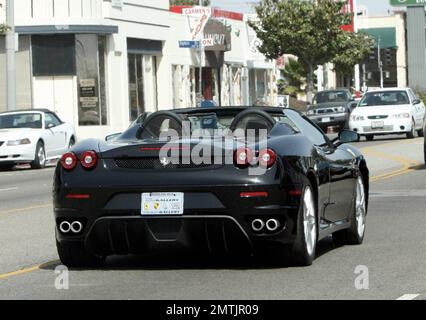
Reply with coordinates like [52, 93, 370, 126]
[199, 45, 203, 103]
[6, 0, 16, 111]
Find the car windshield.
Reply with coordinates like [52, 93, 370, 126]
[359, 91, 410, 107]
[0, 113, 43, 129]
[313, 91, 349, 104]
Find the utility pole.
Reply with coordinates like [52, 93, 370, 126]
[6, 0, 16, 111]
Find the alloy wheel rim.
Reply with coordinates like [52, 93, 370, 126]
[303, 186, 317, 256]
[355, 176, 366, 238]
[38, 146, 46, 166]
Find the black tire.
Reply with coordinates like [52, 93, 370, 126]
[424, 139, 426, 166]
[407, 120, 415, 139]
[30, 142, 46, 169]
[56, 241, 105, 268]
[366, 135, 374, 142]
[288, 180, 318, 266]
[417, 129, 424, 138]
[333, 175, 367, 246]
[0, 164, 15, 171]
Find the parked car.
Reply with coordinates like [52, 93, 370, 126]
[0, 109, 76, 170]
[54, 106, 369, 267]
[306, 89, 358, 131]
[349, 88, 426, 141]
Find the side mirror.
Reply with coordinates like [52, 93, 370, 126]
[337, 130, 359, 145]
[105, 133, 121, 142]
[47, 123, 55, 129]
[413, 99, 421, 105]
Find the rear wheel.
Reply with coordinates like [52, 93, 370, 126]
[333, 176, 367, 246]
[417, 128, 424, 137]
[56, 241, 105, 268]
[288, 181, 317, 266]
[31, 142, 46, 169]
[366, 135, 374, 142]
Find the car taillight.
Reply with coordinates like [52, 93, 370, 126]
[258, 149, 277, 167]
[80, 151, 98, 169]
[61, 152, 77, 171]
[234, 148, 254, 168]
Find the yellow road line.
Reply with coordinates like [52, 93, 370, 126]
[0, 204, 51, 215]
[0, 265, 40, 280]
[362, 143, 421, 182]
[0, 260, 59, 280]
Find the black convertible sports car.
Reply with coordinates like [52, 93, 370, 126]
[53, 107, 369, 267]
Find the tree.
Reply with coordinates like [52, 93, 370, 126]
[170, 0, 210, 6]
[332, 31, 374, 82]
[0, 3, 9, 35]
[279, 57, 306, 97]
[250, 0, 352, 103]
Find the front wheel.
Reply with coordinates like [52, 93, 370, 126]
[31, 142, 46, 169]
[333, 175, 367, 246]
[407, 120, 415, 139]
[288, 182, 318, 266]
[56, 241, 105, 268]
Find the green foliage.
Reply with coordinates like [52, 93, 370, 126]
[278, 57, 306, 97]
[332, 31, 375, 76]
[170, 0, 211, 6]
[417, 91, 426, 105]
[250, 0, 359, 102]
[0, 3, 7, 35]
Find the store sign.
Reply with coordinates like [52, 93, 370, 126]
[390, 0, 426, 6]
[203, 19, 231, 52]
[191, 13, 210, 40]
[201, 38, 214, 47]
[183, 7, 212, 16]
[341, 0, 354, 32]
[79, 79, 98, 109]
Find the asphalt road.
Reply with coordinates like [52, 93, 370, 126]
[0, 135, 425, 300]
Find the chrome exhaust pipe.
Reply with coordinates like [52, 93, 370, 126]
[59, 221, 71, 234]
[251, 219, 265, 232]
[266, 219, 280, 232]
[70, 221, 83, 234]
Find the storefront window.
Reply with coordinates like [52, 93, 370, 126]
[76, 34, 108, 126]
[128, 54, 145, 121]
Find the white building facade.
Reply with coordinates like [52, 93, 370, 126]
[0, 1, 277, 140]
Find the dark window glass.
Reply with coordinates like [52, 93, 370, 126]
[285, 110, 328, 146]
[32, 35, 76, 76]
[45, 113, 61, 127]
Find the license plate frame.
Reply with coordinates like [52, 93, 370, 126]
[141, 192, 184, 216]
[371, 121, 384, 129]
[321, 117, 331, 123]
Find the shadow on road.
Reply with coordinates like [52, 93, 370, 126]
[40, 237, 338, 271]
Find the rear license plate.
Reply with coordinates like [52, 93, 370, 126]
[321, 117, 331, 123]
[371, 121, 384, 129]
[141, 192, 184, 216]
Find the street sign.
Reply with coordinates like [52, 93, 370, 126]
[178, 41, 200, 49]
[390, 0, 426, 6]
[201, 38, 214, 47]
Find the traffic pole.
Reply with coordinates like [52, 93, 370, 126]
[6, 0, 16, 111]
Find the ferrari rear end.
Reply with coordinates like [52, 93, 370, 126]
[53, 138, 304, 265]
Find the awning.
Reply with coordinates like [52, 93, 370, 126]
[16, 25, 118, 35]
[359, 27, 397, 49]
[127, 38, 163, 56]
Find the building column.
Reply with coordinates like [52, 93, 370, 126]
[407, 6, 426, 91]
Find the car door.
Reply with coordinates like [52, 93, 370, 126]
[322, 144, 357, 223]
[44, 113, 66, 157]
[288, 113, 356, 222]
